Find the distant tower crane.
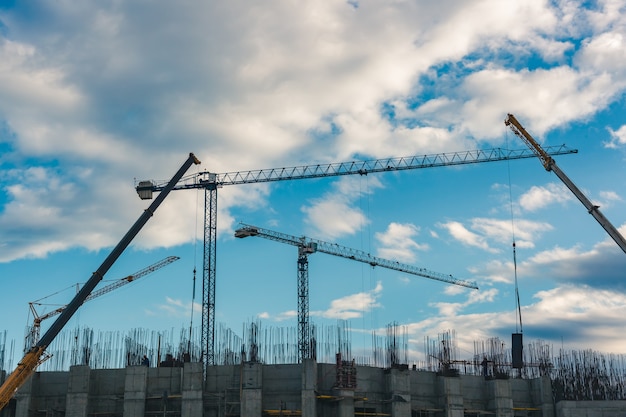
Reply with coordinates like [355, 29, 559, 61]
[505, 113, 626, 254]
[0, 153, 200, 411]
[234, 223, 478, 362]
[136, 145, 577, 369]
[26, 256, 180, 351]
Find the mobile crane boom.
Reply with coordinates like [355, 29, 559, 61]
[505, 113, 626, 254]
[0, 153, 200, 411]
[235, 223, 477, 362]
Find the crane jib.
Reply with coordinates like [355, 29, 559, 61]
[138, 146, 577, 193]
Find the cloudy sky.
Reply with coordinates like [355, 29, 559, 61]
[2, 0, 626, 367]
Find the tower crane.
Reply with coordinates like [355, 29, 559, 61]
[0, 153, 200, 411]
[26, 256, 180, 351]
[234, 223, 478, 362]
[505, 114, 626, 254]
[135, 145, 577, 370]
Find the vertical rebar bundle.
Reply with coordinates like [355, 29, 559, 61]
[2, 321, 625, 402]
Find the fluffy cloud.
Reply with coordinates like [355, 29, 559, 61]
[302, 176, 383, 240]
[375, 222, 428, 263]
[313, 281, 383, 320]
[519, 183, 573, 211]
[606, 125, 626, 148]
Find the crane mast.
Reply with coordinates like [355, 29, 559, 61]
[0, 153, 200, 411]
[505, 114, 626, 254]
[136, 145, 576, 370]
[26, 256, 180, 350]
[235, 223, 478, 362]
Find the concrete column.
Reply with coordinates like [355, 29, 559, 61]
[487, 379, 513, 417]
[301, 359, 317, 417]
[66, 365, 91, 417]
[123, 365, 148, 416]
[530, 375, 554, 417]
[386, 368, 411, 417]
[13, 372, 35, 417]
[181, 362, 203, 417]
[438, 376, 464, 417]
[241, 362, 262, 417]
[334, 389, 354, 417]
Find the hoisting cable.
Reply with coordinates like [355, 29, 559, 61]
[506, 128, 523, 334]
[188, 168, 201, 356]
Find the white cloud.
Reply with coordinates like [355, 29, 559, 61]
[375, 222, 428, 263]
[576, 30, 626, 77]
[408, 285, 626, 357]
[313, 281, 383, 320]
[518, 182, 573, 211]
[302, 176, 383, 240]
[147, 297, 197, 319]
[439, 221, 496, 253]
[439, 217, 547, 253]
[2, 0, 626, 263]
[606, 125, 626, 148]
[430, 288, 498, 316]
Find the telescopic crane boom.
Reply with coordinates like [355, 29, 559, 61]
[234, 223, 478, 362]
[505, 114, 626, 254]
[0, 153, 200, 411]
[136, 145, 577, 368]
[26, 256, 180, 350]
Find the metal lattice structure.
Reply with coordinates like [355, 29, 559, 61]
[136, 145, 577, 373]
[234, 223, 478, 362]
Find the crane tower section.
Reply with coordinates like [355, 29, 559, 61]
[235, 223, 478, 362]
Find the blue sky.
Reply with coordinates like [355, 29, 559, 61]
[1, 0, 626, 368]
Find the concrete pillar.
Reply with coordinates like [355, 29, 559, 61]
[438, 376, 464, 417]
[13, 373, 34, 417]
[487, 379, 513, 417]
[301, 359, 317, 417]
[531, 375, 554, 417]
[335, 389, 354, 417]
[181, 362, 203, 417]
[386, 368, 411, 417]
[241, 362, 262, 417]
[123, 365, 148, 416]
[66, 365, 91, 417]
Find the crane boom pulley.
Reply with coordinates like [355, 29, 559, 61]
[505, 114, 626, 255]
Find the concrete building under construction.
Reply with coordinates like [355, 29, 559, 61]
[2, 323, 626, 417]
[3, 359, 626, 417]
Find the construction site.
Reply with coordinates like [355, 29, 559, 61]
[2, 323, 626, 416]
[2, 115, 626, 416]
